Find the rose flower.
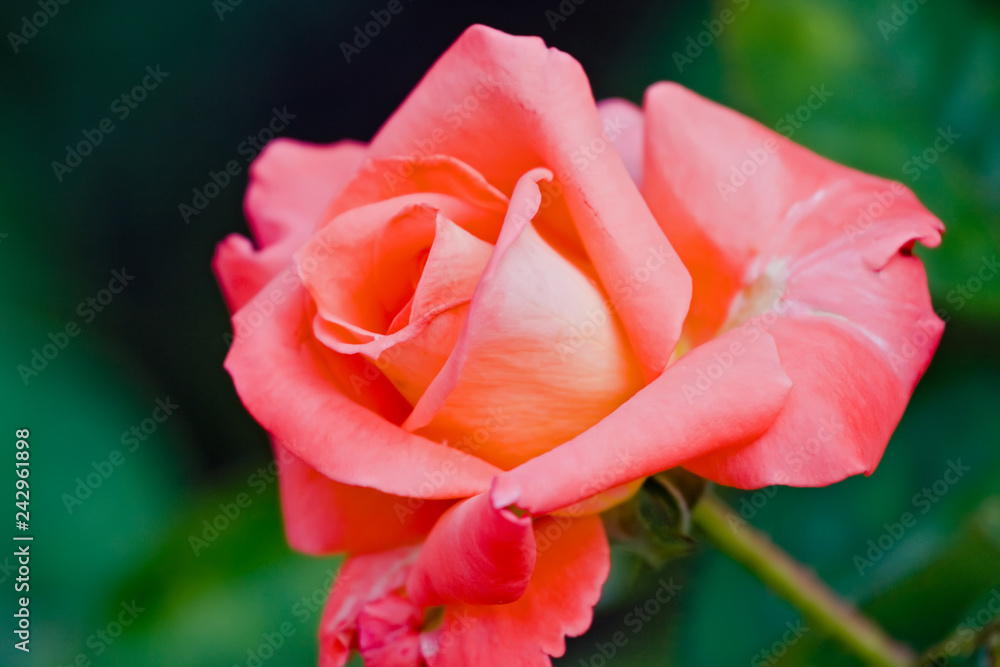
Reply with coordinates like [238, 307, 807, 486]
[214, 25, 943, 666]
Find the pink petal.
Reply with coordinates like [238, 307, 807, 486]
[406, 492, 535, 607]
[320, 155, 508, 237]
[301, 204, 495, 405]
[642, 83, 944, 487]
[490, 328, 792, 515]
[368, 25, 691, 378]
[403, 170, 646, 469]
[319, 546, 419, 667]
[357, 595, 424, 667]
[273, 441, 453, 555]
[684, 255, 944, 487]
[214, 139, 368, 313]
[642, 82, 942, 343]
[423, 515, 610, 666]
[223, 271, 502, 499]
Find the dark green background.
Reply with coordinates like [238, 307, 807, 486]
[1, 0, 998, 664]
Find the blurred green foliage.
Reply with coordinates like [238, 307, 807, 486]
[0, 0, 996, 664]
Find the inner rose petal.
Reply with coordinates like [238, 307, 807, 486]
[404, 169, 647, 470]
[303, 204, 495, 405]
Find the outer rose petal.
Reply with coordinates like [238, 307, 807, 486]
[223, 270, 503, 499]
[273, 441, 452, 555]
[320, 546, 420, 667]
[684, 255, 944, 486]
[403, 170, 645, 469]
[642, 82, 942, 343]
[214, 139, 368, 313]
[641, 82, 944, 487]
[368, 24, 692, 378]
[406, 492, 535, 607]
[423, 515, 610, 667]
[491, 328, 792, 515]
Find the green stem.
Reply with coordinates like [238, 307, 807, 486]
[692, 493, 916, 666]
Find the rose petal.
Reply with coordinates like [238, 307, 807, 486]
[357, 595, 423, 667]
[368, 25, 692, 377]
[490, 328, 792, 515]
[214, 139, 368, 313]
[403, 170, 646, 469]
[423, 515, 609, 666]
[406, 491, 535, 607]
[642, 82, 944, 487]
[273, 441, 453, 555]
[641, 82, 942, 342]
[684, 255, 944, 487]
[224, 272, 503, 499]
[303, 205, 495, 405]
[319, 546, 420, 667]
[321, 155, 508, 237]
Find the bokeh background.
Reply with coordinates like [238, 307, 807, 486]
[2, 0, 998, 664]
